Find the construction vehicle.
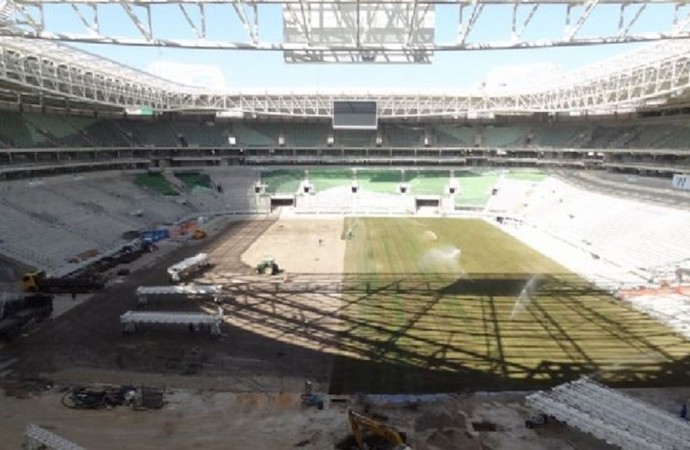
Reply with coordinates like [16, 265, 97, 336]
[167, 253, 211, 283]
[0, 293, 53, 341]
[348, 410, 412, 450]
[191, 229, 207, 239]
[256, 257, 279, 275]
[301, 381, 324, 410]
[21, 270, 105, 294]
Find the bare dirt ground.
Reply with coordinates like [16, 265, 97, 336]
[198, 216, 347, 358]
[240, 216, 346, 274]
[8, 383, 667, 450]
[1, 217, 335, 394]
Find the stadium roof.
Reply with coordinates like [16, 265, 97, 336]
[1, 0, 690, 116]
[4, 0, 690, 63]
[1, 34, 689, 117]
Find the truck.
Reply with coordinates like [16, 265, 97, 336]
[0, 293, 53, 341]
[21, 270, 105, 294]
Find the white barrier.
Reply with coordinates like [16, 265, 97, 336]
[167, 253, 211, 283]
[24, 424, 86, 450]
[526, 378, 690, 450]
[135, 284, 223, 305]
[121, 308, 223, 335]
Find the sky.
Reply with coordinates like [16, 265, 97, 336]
[38, 2, 686, 91]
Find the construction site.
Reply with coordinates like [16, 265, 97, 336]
[3, 207, 690, 449]
[4, 0, 690, 446]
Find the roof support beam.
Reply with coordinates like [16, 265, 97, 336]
[178, 3, 203, 39]
[3, 0, 690, 56]
[231, 0, 259, 45]
[618, 3, 645, 38]
[458, 1, 483, 44]
[119, 0, 152, 41]
[565, 0, 600, 42]
[1, 18, 690, 114]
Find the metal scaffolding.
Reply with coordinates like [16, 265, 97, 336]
[167, 253, 211, 283]
[136, 284, 223, 305]
[120, 308, 223, 335]
[24, 424, 86, 450]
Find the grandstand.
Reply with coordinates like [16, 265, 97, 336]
[0, 26, 688, 322]
[3, 1, 690, 449]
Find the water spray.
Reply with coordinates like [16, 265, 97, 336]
[509, 275, 540, 321]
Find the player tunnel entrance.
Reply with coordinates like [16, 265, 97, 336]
[415, 196, 440, 210]
[270, 195, 295, 211]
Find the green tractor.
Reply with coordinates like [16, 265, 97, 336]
[256, 257, 279, 275]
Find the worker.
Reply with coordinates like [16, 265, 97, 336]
[681, 403, 688, 420]
[318, 238, 323, 246]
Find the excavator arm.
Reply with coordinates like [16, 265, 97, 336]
[348, 410, 412, 450]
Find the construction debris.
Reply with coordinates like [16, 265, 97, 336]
[61, 384, 165, 410]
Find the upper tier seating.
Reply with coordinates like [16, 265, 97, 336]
[385, 126, 422, 147]
[0, 111, 689, 151]
[433, 125, 476, 147]
[481, 126, 530, 147]
[174, 122, 230, 147]
[233, 123, 277, 146]
[122, 120, 178, 147]
[534, 126, 588, 148]
[284, 124, 330, 147]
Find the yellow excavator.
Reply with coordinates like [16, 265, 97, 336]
[348, 410, 412, 450]
[191, 229, 207, 239]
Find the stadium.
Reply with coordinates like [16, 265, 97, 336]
[2, 1, 690, 449]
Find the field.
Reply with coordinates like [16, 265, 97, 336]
[4, 216, 690, 449]
[328, 217, 690, 393]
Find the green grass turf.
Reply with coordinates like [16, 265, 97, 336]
[330, 217, 690, 393]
